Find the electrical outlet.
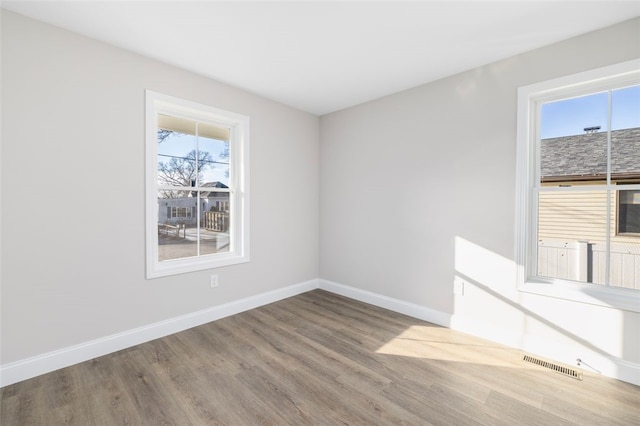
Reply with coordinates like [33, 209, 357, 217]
[210, 274, 219, 288]
[453, 278, 465, 295]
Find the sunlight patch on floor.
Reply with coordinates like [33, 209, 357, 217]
[375, 325, 524, 368]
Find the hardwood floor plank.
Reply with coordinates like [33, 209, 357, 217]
[484, 390, 576, 426]
[79, 356, 144, 425]
[113, 348, 195, 425]
[2, 289, 639, 425]
[540, 392, 633, 426]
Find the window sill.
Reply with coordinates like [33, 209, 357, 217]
[519, 279, 640, 313]
[146, 252, 249, 279]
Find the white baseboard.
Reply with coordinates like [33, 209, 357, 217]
[318, 279, 453, 327]
[319, 279, 640, 387]
[3, 277, 639, 388]
[0, 279, 318, 387]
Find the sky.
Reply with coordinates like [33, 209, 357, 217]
[157, 132, 229, 186]
[541, 84, 640, 139]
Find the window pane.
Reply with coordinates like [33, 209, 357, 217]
[540, 93, 608, 184]
[540, 92, 608, 139]
[198, 135, 230, 187]
[611, 85, 640, 131]
[200, 191, 230, 256]
[157, 190, 197, 261]
[157, 115, 197, 188]
[537, 190, 608, 284]
[611, 85, 640, 179]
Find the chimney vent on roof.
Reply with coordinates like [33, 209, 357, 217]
[584, 126, 601, 134]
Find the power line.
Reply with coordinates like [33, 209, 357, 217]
[157, 153, 229, 165]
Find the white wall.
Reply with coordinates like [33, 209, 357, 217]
[1, 11, 319, 364]
[320, 18, 640, 383]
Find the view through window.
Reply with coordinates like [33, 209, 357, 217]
[536, 84, 640, 290]
[156, 114, 231, 261]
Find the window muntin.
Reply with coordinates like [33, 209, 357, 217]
[146, 91, 249, 278]
[516, 60, 640, 311]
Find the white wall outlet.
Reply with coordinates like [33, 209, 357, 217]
[453, 277, 465, 295]
[210, 274, 219, 288]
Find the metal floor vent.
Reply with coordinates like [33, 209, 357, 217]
[523, 355, 583, 380]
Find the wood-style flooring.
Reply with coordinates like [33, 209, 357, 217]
[1, 290, 639, 425]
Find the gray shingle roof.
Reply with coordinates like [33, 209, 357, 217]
[201, 181, 228, 189]
[541, 127, 640, 181]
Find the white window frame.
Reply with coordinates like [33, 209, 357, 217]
[146, 91, 250, 278]
[515, 59, 640, 312]
[617, 187, 640, 236]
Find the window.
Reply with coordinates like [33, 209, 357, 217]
[516, 60, 640, 311]
[618, 188, 640, 235]
[146, 91, 250, 278]
[169, 206, 195, 219]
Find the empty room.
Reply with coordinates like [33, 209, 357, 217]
[1, 1, 639, 425]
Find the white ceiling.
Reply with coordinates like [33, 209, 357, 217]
[3, 1, 639, 115]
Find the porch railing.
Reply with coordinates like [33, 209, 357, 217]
[203, 211, 229, 232]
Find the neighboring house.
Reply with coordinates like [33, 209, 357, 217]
[538, 127, 640, 288]
[200, 181, 231, 215]
[158, 181, 230, 230]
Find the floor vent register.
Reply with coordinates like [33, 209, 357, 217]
[523, 354, 583, 380]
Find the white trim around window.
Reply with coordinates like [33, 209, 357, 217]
[515, 59, 640, 313]
[145, 91, 250, 278]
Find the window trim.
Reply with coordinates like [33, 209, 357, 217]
[145, 90, 250, 279]
[515, 59, 640, 312]
[617, 186, 640, 236]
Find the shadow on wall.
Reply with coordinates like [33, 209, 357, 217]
[452, 236, 633, 381]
